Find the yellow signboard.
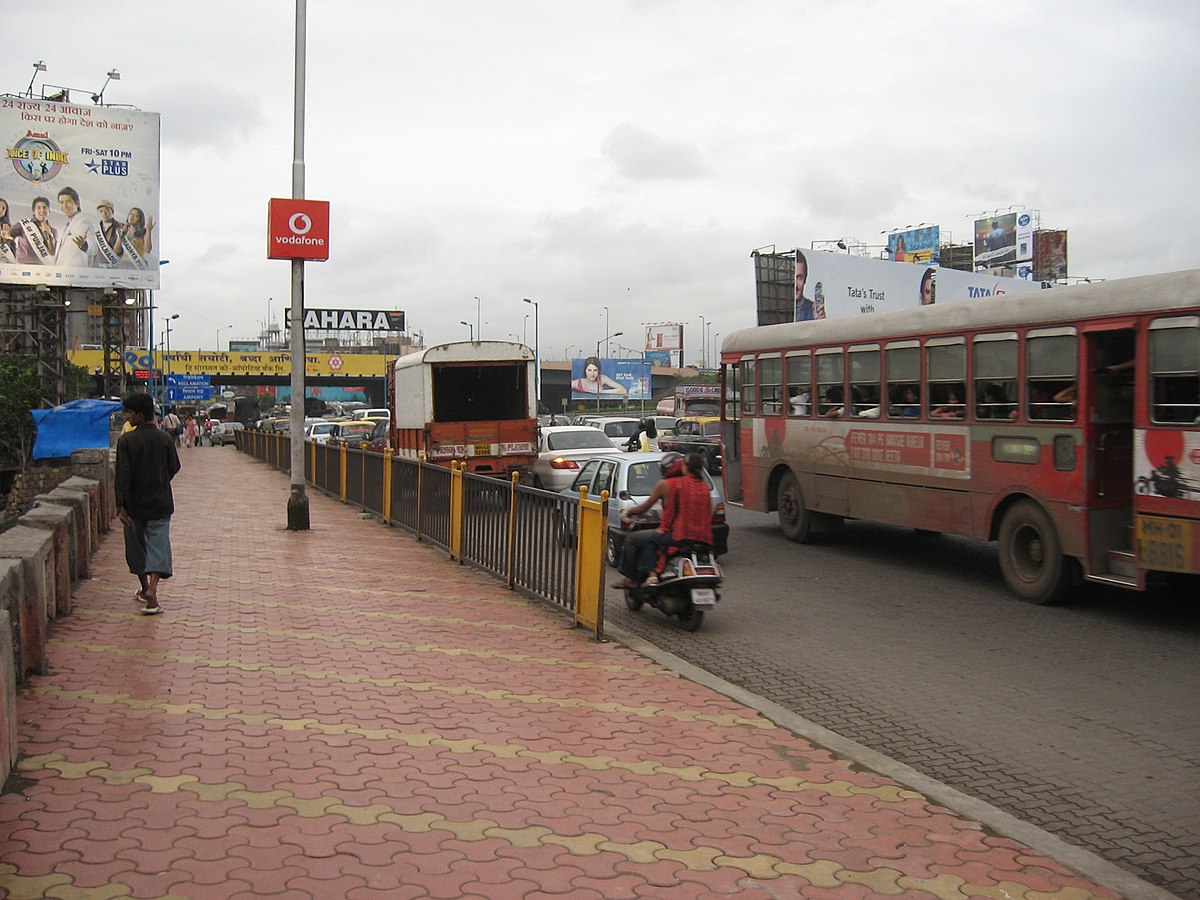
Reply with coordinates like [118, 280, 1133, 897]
[67, 349, 390, 379]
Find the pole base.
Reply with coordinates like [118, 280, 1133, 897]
[286, 485, 310, 531]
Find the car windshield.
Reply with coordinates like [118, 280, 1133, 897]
[627, 462, 661, 497]
[546, 432, 614, 451]
[604, 421, 639, 437]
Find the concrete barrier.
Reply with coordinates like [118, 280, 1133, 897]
[20, 504, 76, 617]
[70, 449, 114, 528]
[63, 473, 109, 538]
[37, 488, 92, 581]
[0, 561, 23, 685]
[0, 526, 55, 678]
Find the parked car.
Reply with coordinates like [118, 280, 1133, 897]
[210, 421, 244, 446]
[658, 416, 723, 473]
[530, 426, 623, 492]
[351, 408, 390, 422]
[559, 451, 728, 567]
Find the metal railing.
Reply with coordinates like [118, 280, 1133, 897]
[236, 430, 606, 637]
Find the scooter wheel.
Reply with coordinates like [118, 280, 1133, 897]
[624, 589, 644, 611]
[678, 606, 704, 632]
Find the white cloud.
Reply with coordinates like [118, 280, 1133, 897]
[602, 123, 709, 181]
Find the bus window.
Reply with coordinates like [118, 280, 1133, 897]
[741, 357, 757, 416]
[973, 332, 1018, 420]
[1027, 329, 1077, 421]
[927, 338, 966, 419]
[816, 350, 844, 418]
[785, 351, 811, 417]
[885, 341, 919, 418]
[1149, 317, 1200, 424]
[759, 355, 783, 416]
[849, 345, 881, 418]
[722, 361, 739, 421]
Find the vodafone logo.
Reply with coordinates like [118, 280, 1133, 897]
[268, 198, 331, 261]
[289, 213, 312, 235]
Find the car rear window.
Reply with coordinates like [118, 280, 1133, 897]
[702, 422, 722, 437]
[547, 432, 614, 451]
[627, 463, 660, 497]
[604, 421, 639, 437]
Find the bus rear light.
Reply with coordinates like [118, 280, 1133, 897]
[549, 457, 580, 470]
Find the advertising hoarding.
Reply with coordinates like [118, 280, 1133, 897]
[570, 357, 651, 400]
[0, 98, 161, 288]
[644, 323, 683, 367]
[887, 225, 940, 264]
[973, 210, 1034, 274]
[284, 308, 406, 331]
[267, 198, 330, 261]
[1033, 230, 1068, 281]
[764, 249, 1040, 326]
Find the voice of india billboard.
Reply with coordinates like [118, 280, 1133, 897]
[757, 249, 1041, 326]
[569, 356, 652, 401]
[1, 97, 161, 289]
[973, 209, 1035, 279]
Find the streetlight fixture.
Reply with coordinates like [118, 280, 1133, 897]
[522, 314, 529, 346]
[699, 315, 707, 369]
[522, 298, 540, 409]
[161, 314, 180, 410]
[473, 296, 481, 340]
[216, 324, 232, 350]
[91, 68, 120, 104]
[603, 306, 610, 358]
[147, 259, 170, 400]
[459, 320, 473, 341]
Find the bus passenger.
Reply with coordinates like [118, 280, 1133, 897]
[898, 385, 920, 417]
[978, 384, 1016, 419]
[821, 386, 844, 418]
[788, 386, 810, 416]
[931, 387, 965, 419]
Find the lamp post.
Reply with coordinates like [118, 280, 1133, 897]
[473, 296, 481, 339]
[460, 320, 473, 341]
[147, 259, 170, 401]
[161, 313, 179, 411]
[699, 315, 707, 369]
[596, 331, 623, 410]
[523, 298, 539, 410]
[604, 306, 610, 358]
[216, 324, 232, 350]
[522, 314, 529, 345]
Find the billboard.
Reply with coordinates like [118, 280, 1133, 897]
[569, 356, 651, 400]
[765, 249, 1040, 325]
[285, 308, 406, 331]
[973, 210, 1034, 274]
[644, 323, 683, 367]
[1033, 230, 1068, 281]
[887, 225, 940, 264]
[0, 98, 161, 289]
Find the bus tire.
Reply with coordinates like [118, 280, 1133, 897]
[776, 471, 814, 543]
[997, 500, 1073, 604]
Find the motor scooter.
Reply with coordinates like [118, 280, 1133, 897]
[622, 540, 723, 632]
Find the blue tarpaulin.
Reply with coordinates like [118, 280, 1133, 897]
[31, 399, 124, 460]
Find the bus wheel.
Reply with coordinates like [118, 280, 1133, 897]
[776, 471, 813, 543]
[997, 500, 1073, 604]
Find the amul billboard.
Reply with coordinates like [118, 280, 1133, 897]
[0, 97, 161, 289]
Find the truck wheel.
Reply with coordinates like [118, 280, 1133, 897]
[997, 500, 1075, 604]
[776, 471, 813, 543]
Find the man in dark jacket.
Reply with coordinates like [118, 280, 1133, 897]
[116, 392, 181, 615]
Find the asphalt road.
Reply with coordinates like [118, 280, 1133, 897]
[604, 504, 1200, 898]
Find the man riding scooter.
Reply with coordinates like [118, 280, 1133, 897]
[613, 451, 713, 589]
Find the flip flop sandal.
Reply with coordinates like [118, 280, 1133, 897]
[140, 605, 163, 616]
[133, 591, 149, 604]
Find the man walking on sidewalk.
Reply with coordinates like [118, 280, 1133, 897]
[116, 392, 181, 615]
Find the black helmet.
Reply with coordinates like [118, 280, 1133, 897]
[659, 451, 685, 478]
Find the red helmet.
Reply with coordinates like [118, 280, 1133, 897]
[659, 451, 685, 478]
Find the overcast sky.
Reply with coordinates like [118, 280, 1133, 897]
[5, 1, 1197, 362]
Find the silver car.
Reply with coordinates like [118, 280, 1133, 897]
[559, 451, 730, 567]
[530, 426, 621, 492]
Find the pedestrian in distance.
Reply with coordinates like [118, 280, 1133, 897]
[116, 392, 181, 615]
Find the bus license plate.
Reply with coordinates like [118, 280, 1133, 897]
[691, 588, 716, 608]
[1136, 515, 1194, 574]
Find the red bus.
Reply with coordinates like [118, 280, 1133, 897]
[720, 269, 1200, 604]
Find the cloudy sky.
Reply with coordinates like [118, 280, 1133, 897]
[5, 0, 1197, 362]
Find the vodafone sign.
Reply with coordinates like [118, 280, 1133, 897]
[267, 198, 330, 261]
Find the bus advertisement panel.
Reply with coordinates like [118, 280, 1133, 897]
[570, 357, 651, 400]
[778, 250, 1039, 326]
[0, 97, 161, 289]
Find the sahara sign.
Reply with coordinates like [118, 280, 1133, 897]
[267, 198, 330, 261]
[284, 308, 406, 331]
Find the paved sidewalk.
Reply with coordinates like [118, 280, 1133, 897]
[0, 448, 1132, 898]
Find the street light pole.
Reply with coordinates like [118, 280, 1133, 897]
[474, 296, 481, 340]
[604, 306, 610, 359]
[699, 315, 707, 369]
[597, 330, 623, 410]
[147, 258, 170, 401]
[216, 324, 232, 350]
[161, 313, 179, 411]
[459, 320, 473, 341]
[523, 298, 539, 411]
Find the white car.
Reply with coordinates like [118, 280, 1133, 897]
[530, 426, 625, 492]
[305, 420, 339, 444]
[351, 408, 390, 421]
[597, 416, 642, 449]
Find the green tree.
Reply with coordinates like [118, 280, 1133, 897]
[258, 393, 276, 412]
[0, 353, 41, 468]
